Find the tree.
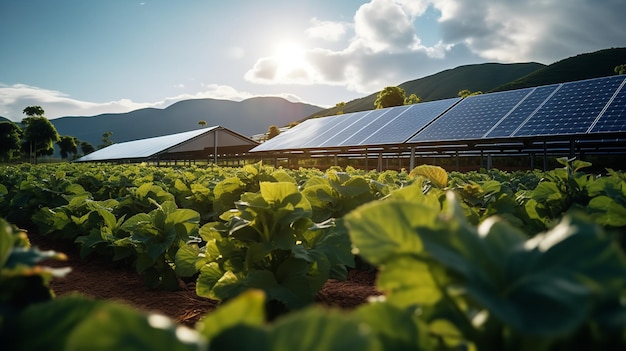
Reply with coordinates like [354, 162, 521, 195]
[266, 125, 281, 140]
[404, 93, 422, 105]
[0, 121, 23, 162]
[335, 102, 346, 114]
[99, 131, 114, 149]
[458, 89, 483, 98]
[57, 135, 78, 159]
[198, 120, 207, 128]
[374, 86, 406, 109]
[21, 107, 60, 163]
[615, 64, 626, 75]
[22, 105, 45, 118]
[80, 141, 95, 155]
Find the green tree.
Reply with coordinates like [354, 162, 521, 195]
[22, 105, 45, 118]
[57, 135, 78, 159]
[374, 86, 406, 109]
[404, 93, 421, 105]
[266, 125, 280, 140]
[615, 64, 626, 75]
[99, 131, 114, 149]
[0, 121, 23, 162]
[21, 107, 60, 163]
[335, 101, 346, 114]
[198, 120, 207, 128]
[80, 141, 95, 155]
[458, 89, 483, 98]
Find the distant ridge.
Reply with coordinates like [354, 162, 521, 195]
[51, 97, 322, 148]
[492, 47, 626, 92]
[307, 62, 545, 118]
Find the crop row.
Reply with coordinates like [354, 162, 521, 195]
[1, 159, 625, 349]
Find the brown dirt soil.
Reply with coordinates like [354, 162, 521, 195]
[28, 233, 382, 326]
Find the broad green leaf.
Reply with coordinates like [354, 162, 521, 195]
[196, 289, 266, 340]
[531, 182, 563, 202]
[587, 196, 626, 227]
[345, 199, 439, 265]
[355, 302, 432, 351]
[270, 307, 381, 351]
[409, 165, 448, 188]
[196, 262, 225, 299]
[65, 301, 204, 351]
[174, 243, 203, 277]
[377, 255, 442, 306]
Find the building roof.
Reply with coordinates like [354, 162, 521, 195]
[75, 126, 258, 162]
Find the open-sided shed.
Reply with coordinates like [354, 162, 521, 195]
[75, 126, 258, 164]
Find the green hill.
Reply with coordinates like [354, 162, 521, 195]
[492, 47, 626, 92]
[308, 62, 544, 119]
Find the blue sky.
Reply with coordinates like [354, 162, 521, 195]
[1, 0, 624, 121]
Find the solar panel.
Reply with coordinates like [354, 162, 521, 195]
[315, 108, 392, 147]
[362, 98, 460, 145]
[588, 77, 626, 133]
[250, 116, 340, 151]
[301, 110, 373, 148]
[485, 84, 559, 138]
[513, 75, 626, 136]
[410, 90, 530, 142]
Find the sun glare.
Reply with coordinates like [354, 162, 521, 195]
[273, 42, 306, 71]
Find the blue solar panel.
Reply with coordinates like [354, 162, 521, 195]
[410, 90, 530, 142]
[589, 77, 626, 133]
[513, 75, 626, 136]
[315, 108, 392, 147]
[361, 98, 460, 145]
[485, 85, 559, 138]
[301, 111, 373, 148]
[250, 116, 340, 151]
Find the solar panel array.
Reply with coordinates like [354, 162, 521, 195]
[250, 75, 626, 153]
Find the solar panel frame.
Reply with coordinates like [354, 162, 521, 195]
[250, 116, 340, 152]
[361, 98, 461, 145]
[300, 110, 374, 148]
[485, 84, 560, 138]
[588, 76, 626, 133]
[512, 75, 626, 137]
[410, 90, 531, 143]
[315, 108, 392, 148]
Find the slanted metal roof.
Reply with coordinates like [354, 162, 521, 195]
[76, 126, 257, 162]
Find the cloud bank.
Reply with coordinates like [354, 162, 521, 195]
[245, 0, 625, 93]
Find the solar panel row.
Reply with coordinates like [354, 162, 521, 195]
[250, 75, 626, 153]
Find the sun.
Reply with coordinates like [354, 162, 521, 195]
[273, 42, 306, 72]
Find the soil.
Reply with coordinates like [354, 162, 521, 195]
[28, 233, 382, 326]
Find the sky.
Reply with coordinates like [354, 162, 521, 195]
[1, 0, 624, 122]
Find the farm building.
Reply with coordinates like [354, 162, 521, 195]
[250, 75, 626, 171]
[75, 126, 258, 165]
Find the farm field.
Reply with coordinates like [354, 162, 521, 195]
[1, 160, 625, 350]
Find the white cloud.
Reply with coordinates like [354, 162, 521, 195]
[244, 0, 624, 95]
[245, 0, 458, 94]
[305, 18, 348, 42]
[0, 83, 262, 121]
[352, 0, 422, 53]
[432, 0, 626, 62]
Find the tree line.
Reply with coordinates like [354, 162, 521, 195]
[0, 106, 113, 163]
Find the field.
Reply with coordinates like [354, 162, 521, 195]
[1, 160, 625, 350]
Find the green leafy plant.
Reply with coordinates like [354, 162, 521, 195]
[345, 191, 626, 350]
[176, 181, 354, 313]
[114, 200, 200, 290]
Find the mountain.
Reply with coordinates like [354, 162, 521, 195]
[307, 62, 545, 118]
[492, 47, 626, 92]
[51, 97, 322, 148]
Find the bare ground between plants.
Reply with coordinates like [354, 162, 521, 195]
[28, 233, 382, 326]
